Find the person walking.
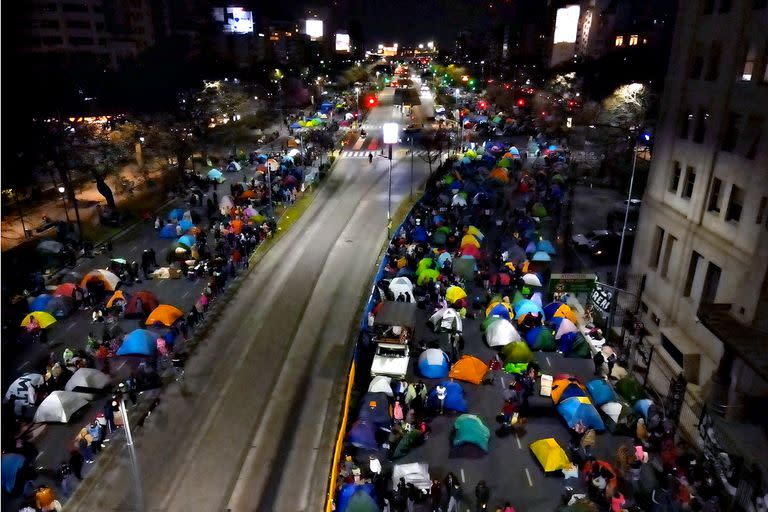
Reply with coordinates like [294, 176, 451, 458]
[474, 480, 490, 511]
[436, 383, 447, 415]
[74, 427, 95, 463]
[87, 420, 103, 453]
[445, 474, 463, 512]
[430, 478, 443, 512]
[369, 152, 374, 164]
[593, 350, 605, 377]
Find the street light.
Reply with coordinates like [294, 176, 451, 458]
[58, 186, 71, 224]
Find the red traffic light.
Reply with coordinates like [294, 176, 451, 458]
[517, 99, 525, 106]
[366, 96, 377, 107]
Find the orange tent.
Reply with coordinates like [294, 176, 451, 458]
[53, 283, 77, 298]
[489, 168, 509, 183]
[81, 269, 120, 291]
[449, 355, 489, 385]
[145, 304, 183, 327]
[240, 190, 256, 199]
[550, 378, 588, 404]
[106, 290, 127, 308]
[231, 219, 244, 234]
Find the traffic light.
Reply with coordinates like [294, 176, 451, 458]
[517, 99, 525, 107]
[367, 96, 377, 107]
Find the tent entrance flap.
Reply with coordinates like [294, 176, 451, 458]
[374, 301, 417, 329]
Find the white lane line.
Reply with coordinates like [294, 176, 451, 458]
[352, 137, 365, 150]
[515, 433, 522, 449]
[155, 279, 165, 286]
[500, 376, 505, 389]
[546, 356, 552, 367]
[66, 323, 76, 331]
[525, 468, 533, 487]
[17, 361, 30, 371]
[182, 290, 191, 298]
[131, 245, 138, 251]
[36, 450, 45, 460]
[460, 468, 465, 483]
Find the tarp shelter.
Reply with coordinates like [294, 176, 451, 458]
[388, 277, 414, 301]
[453, 257, 476, 281]
[392, 463, 431, 492]
[368, 375, 393, 396]
[501, 341, 534, 364]
[418, 349, 450, 378]
[427, 381, 467, 412]
[449, 355, 489, 385]
[145, 304, 183, 327]
[81, 269, 120, 291]
[21, 311, 57, 329]
[346, 420, 378, 451]
[5, 373, 44, 414]
[338, 483, 378, 512]
[374, 301, 416, 329]
[358, 392, 392, 428]
[551, 379, 588, 404]
[33, 391, 89, 423]
[46, 296, 74, 317]
[530, 438, 570, 472]
[615, 377, 646, 404]
[452, 414, 490, 452]
[486, 301, 513, 321]
[30, 294, 53, 312]
[64, 368, 112, 398]
[586, 379, 616, 406]
[2, 453, 26, 494]
[525, 326, 556, 351]
[125, 291, 159, 317]
[601, 400, 636, 432]
[117, 329, 157, 357]
[53, 282, 77, 298]
[557, 396, 605, 431]
[160, 224, 177, 238]
[429, 308, 463, 332]
[486, 318, 521, 347]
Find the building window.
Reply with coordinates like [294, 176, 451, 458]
[683, 251, 702, 297]
[703, 0, 715, 13]
[693, 107, 709, 143]
[629, 34, 639, 46]
[669, 161, 682, 192]
[742, 44, 757, 81]
[69, 37, 94, 46]
[679, 109, 692, 139]
[690, 54, 704, 79]
[660, 235, 676, 279]
[42, 36, 64, 45]
[66, 20, 91, 29]
[649, 226, 665, 269]
[615, 36, 624, 47]
[744, 115, 764, 159]
[701, 262, 721, 305]
[721, 113, 741, 151]
[755, 0, 768, 9]
[705, 42, 721, 81]
[708, 178, 723, 213]
[757, 196, 768, 224]
[682, 166, 696, 199]
[40, 20, 59, 29]
[62, 3, 88, 13]
[719, 0, 732, 12]
[726, 185, 744, 222]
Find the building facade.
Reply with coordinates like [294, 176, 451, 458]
[631, 0, 768, 448]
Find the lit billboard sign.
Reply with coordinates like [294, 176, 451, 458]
[382, 123, 399, 144]
[553, 5, 580, 44]
[335, 33, 350, 53]
[213, 7, 254, 34]
[305, 19, 324, 40]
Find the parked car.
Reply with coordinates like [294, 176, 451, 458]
[589, 232, 635, 263]
[370, 342, 410, 379]
[572, 229, 613, 251]
[404, 124, 422, 134]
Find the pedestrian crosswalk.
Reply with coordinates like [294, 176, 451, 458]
[340, 150, 432, 159]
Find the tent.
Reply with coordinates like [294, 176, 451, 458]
[486, 319, 521, 348]
[501, 341, 534, 364]
[429, 308, 463, 332]
[615, 377, 646, 404]
[555, 318, 579, 340]
[30, 294, 53, 312]
[522, 273, 544, 287]
[460, 234, 481, 249]
[449, 355, 489, 385]
[392, 463, 432, 492]
[117, 329, 157, 357]
[530, 438, 570, 472]
[145, 304, 183, 327]
[168, 208, 184, 220]
[567, 333, 592, 358]
[33, 391, 89, 423]
[207, 169, 223, 181]
[367, 375, 394, 396]
[160, 224, 177, 238]
[551, 378, 588, 404]
[601, 400, 637, 432]
[525, 326, 556, 351]
[36, 239, 64, 254]
[392, 429, 425, 459]
[514, 299, 545, 319]
[436, 251, 453, 268]
[179, 219, 194, 232]
[531, 203, 548, 217]
[557, 396, 605, 431]
[46, 296, 75, 318]
[177, 235, 196, 248]
[2, 453, 27, 494]
[53, 283, 77, 298]
[467, 225, 484, 240]
[373, 301, 416, 329]
[531, 251, 552, 262]
[544, 302, 578, 325]
[338, 484, 378, 512]
[81, 269, 120, 291]
[416, 268, 440, 286]
[446, 286, 467, 305]
[586, 379, 616, 406]
[106, 290, 128, 308]
[485, 301, 513, 321]
[358, 392, 392, 428]
[64, 368, 112, 398]
[452, 257, 476, 281]
[125, 291, 159, 317]
[537, 239, 557, 255]
[5, 373, 44, 414]
[20, 311, 57, 329]
[633, 398, 657, 419]
[388, 277, 414, 301]
[452, 414, 490, 452]
[418, 349, 450, 378]
[346, 420, 378, 451]
[427, 381, 468, 412]
[226, 161, 241, 172]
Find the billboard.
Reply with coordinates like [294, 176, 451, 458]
[335, 33, 350, 53]
[213, 7, 254, 34]
[305, 19, 323, 40]
[382, 123, 398, 144]
[553, 5, 580, 44]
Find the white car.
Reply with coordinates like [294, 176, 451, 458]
[370, 343, 410, 379]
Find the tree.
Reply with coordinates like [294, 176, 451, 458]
[420, 129, 451, 176]
[598, 83, 649, 129]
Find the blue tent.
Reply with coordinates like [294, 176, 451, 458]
[117, 329, 157, 357]
[168, 208, 184, 221]
[427, 381, 468, 413]
[586, 379, 616, 406]
[357, 392, 391, 428]
[412, 226, 428, 243]
[338, 483, 377, 512]
[177, 235, 196, 247]
[418, 349, 450, 378]
[557, 331, 580, 355]
[543, 302, 566, 319]
[179, 219, 193, 232]
[537, 240, 557, 255]
[449, 180, 463, 191]
[531, 251, 552, 262]
[437, 252, 453, 268]
[2, 453, 25, 493]
[557, 397, 605, 431]
[160, 224, 177, 239]
[525, 241, 537, 254]
[319, 102, 334, 114]
[346, 419, 378, 451]
[30, 294, 53, 312]
[514, 299, 545, 318]
[257, 154, 268, 163]
[487, 302, 512, 321]
[207, 169, 223, 181]
[550, 316, 565, 331]
[290, 121, 301, 129]
[634, 398, 656, 418]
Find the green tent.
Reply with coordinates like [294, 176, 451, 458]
[512, 290, 526, 306]
[436, 226, 451, 234]
[530, 328, 556, 351]
[346, 490, 380, 512]
[452, 414, 490, 452]
[392, 429, 424, 459]
[600, 399, 638, 433]
[615, 377, 647, 404]
[504, 362, 529, 375]
[432, 231, 447, 245]
[417, 268, 440, 286]
[531, 203, 548, 217]
[502, 341, 534, 364]
[570, 333, 591, 358]
[417, 257, 434, 273]
[497, 158, 511, 168]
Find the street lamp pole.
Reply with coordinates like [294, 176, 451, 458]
[58, 186, 71, 224]
[118, 389, 144, 512]
[13, 191, 28, 238]
[388, 144, 393, 238]
[409, 136, 414, 198]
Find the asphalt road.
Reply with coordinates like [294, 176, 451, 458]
[66, 88, 434, 511]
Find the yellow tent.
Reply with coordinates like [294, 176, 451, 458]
[550, 378, 588, 404]
[553, 303, 578, 325]
[106, 290, 127, 308]
[466, 225, 484, 240]
[449, 355, 489, 385]
[485, 301, 514, 317]
[460, 234, 481, 249]
[446, 286, 467, 304]
[21, 311, 57, 329]
[530, 438, 570, 472]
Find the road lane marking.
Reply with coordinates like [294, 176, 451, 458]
[545, 356, 551, 367]
[131, 245, 138, 251]
[500, 376, 505, 389]
[352, 137, 365, 150]
[66, 323, 76, 331]
[36, 451, 45, 460]
[182, 290, 190, 298]
[525, 467, 533, 487]
[516, 433, 522, 449]
[17, 361, 30, 371]
[460, 468, 465, 483]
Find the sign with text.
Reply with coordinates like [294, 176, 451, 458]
[590, 285, 613, 314]
[548, 273, 598, 294]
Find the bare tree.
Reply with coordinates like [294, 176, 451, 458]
[420, 128, 451, 176]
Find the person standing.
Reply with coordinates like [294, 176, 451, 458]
[87, 421, 103, 453]
[436, 384, 447, 415]
[593, 350, 605, 377]
[430, 478, 443, 512]
[475, 480, 490, 511]
[74, 427, 95, 463]
[446, 474, 463, 512]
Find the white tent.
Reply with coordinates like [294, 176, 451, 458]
[451, 194, 468, 207]
[368, 375, 394, 396]
[226, 161, 242, 172]
[555, 318, 578, 340]
[429, 307, 463, 332]
[65, 368, 112, 400]
[522, 273, 544, 287]
[392, 462, 431, 492]
[389, 277, 414, 302]
[485, 318, 521, 347]
[5, 373, 44, 415]
[33, 391, 89, 423]
[601, 401, 624, 423]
